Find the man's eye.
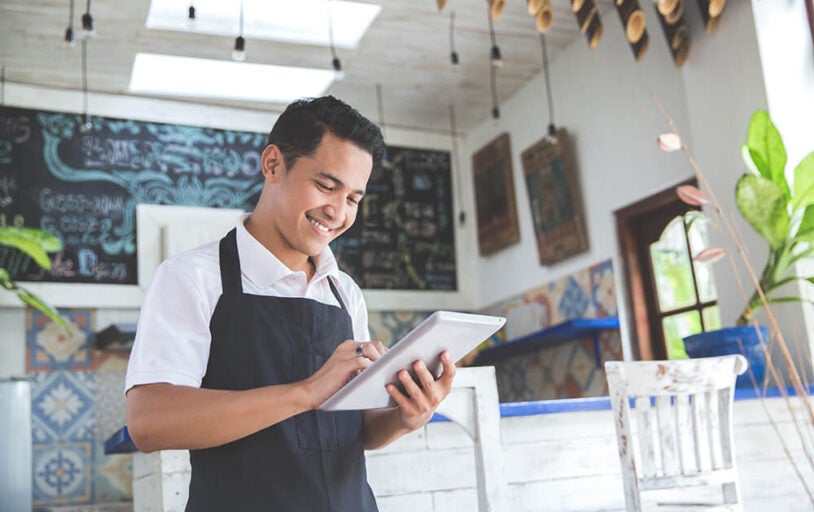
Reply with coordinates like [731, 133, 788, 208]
[317, 182, 333, 192]
[348, 197, 360, 206]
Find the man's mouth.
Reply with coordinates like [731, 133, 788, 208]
[307, 215, 334, 233]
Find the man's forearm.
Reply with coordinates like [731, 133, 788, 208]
[126, 382, 314, 453]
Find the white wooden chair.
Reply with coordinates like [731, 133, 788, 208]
[605, 355, 748, 511]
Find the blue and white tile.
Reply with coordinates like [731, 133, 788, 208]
[557, 277, 590, 320]
[31, 370, 96, 443]
[590, 259, 617, 317]
[93, 437, 133, 502]
[567, 341, 598, 394]
[28, 309, 94, 371]
[33, 442, 93, 506]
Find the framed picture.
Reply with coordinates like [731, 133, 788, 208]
[521, 129, 589, 265]
[472, 133, 520, 256]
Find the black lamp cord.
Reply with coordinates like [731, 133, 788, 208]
[328, 0, 338, 61]
[239, 0, 244, 37]
[449, 11, 458, 63]
[375, 83, 386, 139]
[448, 103, 466, 225]
[68, 0, 75, 30]
[82, 39, 89, 123]
[539, 33, 556, 136]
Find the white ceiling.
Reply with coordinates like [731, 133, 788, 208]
[0, 0, 617, 133]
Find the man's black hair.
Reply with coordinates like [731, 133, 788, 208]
[268, 96, 385, 172]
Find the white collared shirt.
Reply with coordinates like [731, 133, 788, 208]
[125, 215, 370, 393]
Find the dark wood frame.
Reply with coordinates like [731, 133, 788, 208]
[615, 178, 698, 360]
[472, 133, 521, 256]
[520, 129, 589, 265]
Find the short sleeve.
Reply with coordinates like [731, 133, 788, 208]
[124, 256, 217, 394]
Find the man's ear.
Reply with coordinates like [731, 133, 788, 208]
[261, 144, 285, 182]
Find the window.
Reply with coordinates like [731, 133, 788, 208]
[616, 180, 721, 360]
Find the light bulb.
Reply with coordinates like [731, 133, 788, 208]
[450, 51, 459, 65]
[332, 56, 345, 80]
[490, 45, 503, 67]
[232, 36, 246, 62]
[81, 12, 95, 38]
[492, 106, 500, 119]
[187, 5, 197, 28]
[64, 27, 76, 47]
[79, 115, 93, 133]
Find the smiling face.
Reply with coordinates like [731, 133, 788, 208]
[250, 131, 373, 272]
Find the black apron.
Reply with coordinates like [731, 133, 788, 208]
[186, 229, 378, 512]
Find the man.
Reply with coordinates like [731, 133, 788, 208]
[125, 96, 456, 511]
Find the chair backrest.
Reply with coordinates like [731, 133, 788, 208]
[605, 355, 748, 511]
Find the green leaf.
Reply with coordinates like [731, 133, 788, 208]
[747, 110, 788, 198]
[741, 145, 763, 176]
[796, 204, 814, 241]
[792, 152, 814, 211]
[736, 174, 790, 250]
[0, 268, 12, 290]
[0, 227, 62, 270]
[15, 286, 70, 332]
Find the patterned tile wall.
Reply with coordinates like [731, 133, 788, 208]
[26, 310, 132, 508]
[476, 259, 623, 401]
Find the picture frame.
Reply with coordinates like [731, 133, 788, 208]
[521, 129, 589, 265]
[472, 133, 521, 256]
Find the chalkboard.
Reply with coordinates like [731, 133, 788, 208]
[330, 146, 457, 290]
[0, 106, 457, 290]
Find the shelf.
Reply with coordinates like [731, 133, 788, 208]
[472, 317, 619, 368]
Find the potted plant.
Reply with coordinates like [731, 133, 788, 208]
[677, 110, 814, 387]
[0, 226, 68, 331]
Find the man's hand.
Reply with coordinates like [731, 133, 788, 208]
[302, 339, 387, 408]
[385, 350, 456, 432]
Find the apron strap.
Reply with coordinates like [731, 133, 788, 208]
[327, 276, 348, 312]
[218, 228, 243, 294]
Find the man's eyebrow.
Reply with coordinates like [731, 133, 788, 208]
[317, 172, 365, 196]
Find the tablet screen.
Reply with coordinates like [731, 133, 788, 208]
[319, 311, 505, 411]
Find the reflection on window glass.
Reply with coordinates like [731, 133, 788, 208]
[686, 212, 719, 303]
[663, 311, 702, 360]
[702, 305, 721, 331]
[651, 217, 695, 312]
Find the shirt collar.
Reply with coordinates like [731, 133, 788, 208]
[235, 213, 340, 289]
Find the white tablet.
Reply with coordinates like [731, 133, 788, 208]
[319, 311, 506, 411]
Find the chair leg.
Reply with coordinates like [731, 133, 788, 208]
[722, 481, 739, 505]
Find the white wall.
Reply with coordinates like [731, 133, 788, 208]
[466, 5, 697, 356]
[465, 1, 781, 359]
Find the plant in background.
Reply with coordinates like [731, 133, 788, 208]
[732, 111, 814, 326]
[657, 104, 814, 504]
[0, 226, 68, 331]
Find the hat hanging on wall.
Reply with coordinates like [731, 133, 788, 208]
[489, 0, 505, 21]
[526, 0, 553, 33]
[654, 0, 691, 67]
[571, 0, 603, 50]
[615, 0, 649, 61]
[692, 0, 726, 34]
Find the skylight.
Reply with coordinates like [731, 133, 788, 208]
[128, 53, 335, 103]
[146, 0, 380, 49]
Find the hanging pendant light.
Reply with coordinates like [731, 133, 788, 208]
[449, 11, 459, 65]
[65, 0, 76, 47]
[231, 0, 246, 61]
[448, 103, 466, 226]
[187, 2, 198, 29]
[539, 34, 556, 136]
[79, 40, 93, 133]
[487, 8, 503, 67]
[81, 0, 95, 38]
[328, 0, 344, 80]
